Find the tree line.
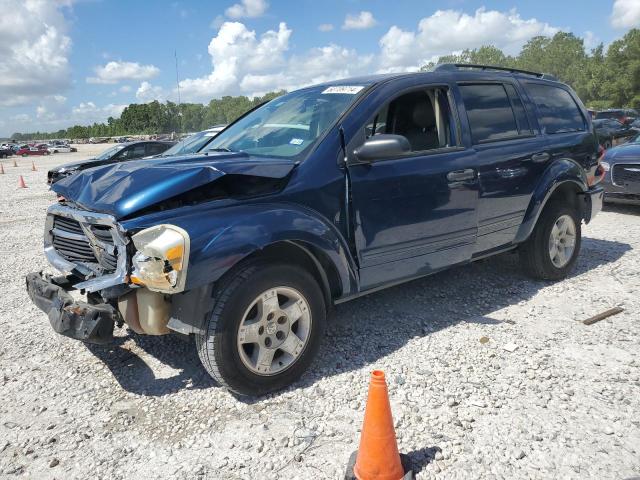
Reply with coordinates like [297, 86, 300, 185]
[423, 29, 640, 110]
[8, 28, 640, 141]
[9, 91, 285, 141]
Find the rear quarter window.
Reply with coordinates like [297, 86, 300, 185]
[525, 83, 586, 134]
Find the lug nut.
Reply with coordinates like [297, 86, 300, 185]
[267, 313, 274, 321]
[277, 316, 286, 324]
[258, 326, 264, 335]
[265, 337, 272, 347]
[276, 331, 285, 340]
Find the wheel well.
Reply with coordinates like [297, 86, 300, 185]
[545, 182, 583, 216]
[241, 241, 341, 308]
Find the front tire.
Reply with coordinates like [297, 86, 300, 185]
[196, 261, 326, 396]
[519, 201, 581, 280]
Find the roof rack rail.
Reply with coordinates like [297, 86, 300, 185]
[433, 63, 557, 81]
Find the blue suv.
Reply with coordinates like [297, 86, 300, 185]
[27, 64, 604, 395]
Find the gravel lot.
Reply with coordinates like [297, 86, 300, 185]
[1, 146, 639, 479]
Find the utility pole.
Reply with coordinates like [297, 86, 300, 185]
[175, 50, 182, 134]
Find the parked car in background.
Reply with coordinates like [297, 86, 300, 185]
[0, 146, 13, 158]
[16, 145, 50, 156]
[631, 118, 640, 131]
[593, 119, 636, 149]
[152, 125, 227, 158]
[47, 144, 75, 153]
[601, 133, 640, 204]
[27, 65, 604, 396]
[47, 140, 175, 184]
[596, 108, 638, 125]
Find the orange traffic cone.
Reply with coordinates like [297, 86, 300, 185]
[31, 161, 37, 171]
[12, 158, 17, 167]
[0, 163, 4, 174]
[346, 370, 413, 480]
[18, 175, 27, 188]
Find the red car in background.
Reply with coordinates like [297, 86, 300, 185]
[16, 144, 50, 157]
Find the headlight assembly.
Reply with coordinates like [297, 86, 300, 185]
[131, 224, 190, 293]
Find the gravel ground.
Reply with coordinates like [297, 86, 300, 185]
[1, 147, 639, 479]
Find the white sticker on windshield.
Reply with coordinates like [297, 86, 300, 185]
[289, 138, 304, 145]
[322, 86, 364, 95]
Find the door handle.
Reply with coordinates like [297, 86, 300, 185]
[531, 152, 550, 163]
[447, 169, 476, 182]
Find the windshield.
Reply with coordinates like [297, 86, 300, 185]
[203, 85, 365, 159]
[95, 144, 125, 161]
[161, 130, 220, 156]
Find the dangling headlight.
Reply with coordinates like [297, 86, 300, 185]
[131, 225, 190, 293]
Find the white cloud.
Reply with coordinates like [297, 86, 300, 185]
[318, 23, 334, 32]
[225, 0, 268, 19]
[0, 0, 72, 106]
[87, 61, 160, 84]
[71, 102, 126, 121]
[379, 8, 558, 71]
[611, 0, 640, 29]
[343, 11, 377, 30]
[583, 31, 600, 51]
[136, 81, 167, 102]
[119, 85, 132, 93]
[178, 21, 292, 101]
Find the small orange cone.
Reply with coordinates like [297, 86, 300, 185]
[346, 370, 413, 480]
[18, 175, 27, 188]
[31, 161, 37, 171]
[12, 158, 18, 167]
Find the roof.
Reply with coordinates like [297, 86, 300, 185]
[305, 64, 563, 92]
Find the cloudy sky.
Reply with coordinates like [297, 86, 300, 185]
[1, 0, 639, 137]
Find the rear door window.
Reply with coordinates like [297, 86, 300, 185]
[459, 83, 523, 143]
[525, 83, 585, 134]
[146, 143, 168, 156]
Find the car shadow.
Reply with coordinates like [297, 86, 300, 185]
[603, 203, 640, 216]
[84, 236, 631, 399]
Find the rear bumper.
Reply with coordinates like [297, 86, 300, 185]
[26, 272, 116, 344]
[580, 185, 604, 223]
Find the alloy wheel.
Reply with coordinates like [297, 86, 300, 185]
[236, 287, 312, 376]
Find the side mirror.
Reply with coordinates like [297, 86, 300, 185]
[353, 134, 411, 162]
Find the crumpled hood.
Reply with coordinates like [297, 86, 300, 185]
[52, 152, 295, 219]
[605, 143, 640, 163]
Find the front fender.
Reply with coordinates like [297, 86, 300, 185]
[124, 202, 359, 296]
[514, 158, 588, 244]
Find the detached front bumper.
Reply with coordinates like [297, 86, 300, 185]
[26, 272, 117, 344]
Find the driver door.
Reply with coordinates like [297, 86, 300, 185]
[347, 84, 479, 290]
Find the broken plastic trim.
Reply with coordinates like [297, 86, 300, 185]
[44, 204, 129, 292]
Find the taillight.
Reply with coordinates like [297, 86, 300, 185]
[587, 145, 606, 186]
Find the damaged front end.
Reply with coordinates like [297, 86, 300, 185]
[26, 272, 117, 344]
[28, 153, 296, 344]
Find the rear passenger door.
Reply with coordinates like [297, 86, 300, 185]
[456, 81, 548, 254]
[522, 81, 594, 180]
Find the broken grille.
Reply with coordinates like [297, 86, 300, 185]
[51, 215, 118, 273]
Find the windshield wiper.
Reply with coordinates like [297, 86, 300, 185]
[207, 147, 234, 153]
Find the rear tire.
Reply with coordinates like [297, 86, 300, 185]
[196, 260, 326, 396]
[519, 201, 581, 280]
